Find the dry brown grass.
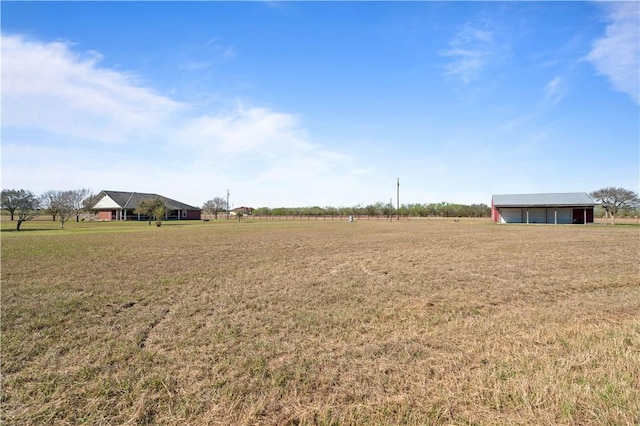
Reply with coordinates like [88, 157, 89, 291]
[2, 219, 639, 425]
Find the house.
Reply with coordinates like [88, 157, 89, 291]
[491, 193, 595, 224]
[230, 206, 254, 216]
[91, 190, 201, 221]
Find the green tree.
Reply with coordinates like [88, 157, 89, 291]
[324, 206, 339, 216]
[1, 189, 24, 221]
[381, 201, 394, 217]
[253, 207, 271, 216]
[12, 190, 40, 231]
[590, 187, 639, 224]
[364, 204, 378, 216]
[270, 207, 287, 216]
[306, 206, 323, 216]
[404, 203, 424, 217]
[135, 197, 167, 227]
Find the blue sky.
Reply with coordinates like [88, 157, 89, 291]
[2, 1, 638, 208]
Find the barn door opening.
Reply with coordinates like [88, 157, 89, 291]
[572, 209, 585, 224]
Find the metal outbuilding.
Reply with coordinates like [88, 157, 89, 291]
[491, 193, 596, 224]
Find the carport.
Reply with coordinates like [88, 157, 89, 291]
[491, 193, 596, 224]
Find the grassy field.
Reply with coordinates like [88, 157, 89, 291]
[1, 217, 639, 425]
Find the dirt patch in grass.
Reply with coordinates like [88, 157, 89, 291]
[2, 220, 639, 425]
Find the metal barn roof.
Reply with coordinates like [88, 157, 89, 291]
[492, 192, 596, 207]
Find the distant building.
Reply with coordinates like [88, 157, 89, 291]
[230, 206, 254, 216]
[491, 193, 595, 224]
[91, 190, 201, 221]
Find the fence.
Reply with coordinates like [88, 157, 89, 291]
[202, 214, 490, 222]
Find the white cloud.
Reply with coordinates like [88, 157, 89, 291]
[1, 35, 185, 144]
[0, 33, 357, 207]
[176, 106, 307, 156]
[587, 2, 640, 105]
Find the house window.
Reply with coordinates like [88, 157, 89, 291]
[182, 210, 187, 218]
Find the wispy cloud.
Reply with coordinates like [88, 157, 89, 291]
[497, 114, 533, 134]
[205, 37, 237, 59]
[544, 76, 567, 106]
[587, 2, 640, 105]
[178, 37, 236, 73]
[441, 21, 499, 84]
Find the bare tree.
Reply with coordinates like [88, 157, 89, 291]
[40, 190, 60, 221]
[590, 187, 639, 224]
[69, 188, 92, 222]
[202, 196, 227, 219]
[43, 190, 75, 229]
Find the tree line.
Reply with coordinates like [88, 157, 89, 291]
[246, 202, 492, 218]
[0, 188, 95, 231]
[3, 186, 638, 231]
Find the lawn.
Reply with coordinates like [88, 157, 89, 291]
[1, 218, 639, 425]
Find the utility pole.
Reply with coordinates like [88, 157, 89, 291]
[226, 189, 230, 220]
[397, 177, 400, 221]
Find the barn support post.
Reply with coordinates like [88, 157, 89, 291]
[526, 209, 529, 224]
[554, 209, 557, 225]
[584, 208, 587, 225]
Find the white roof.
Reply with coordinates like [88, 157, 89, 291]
[492, 192, 596, 207]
